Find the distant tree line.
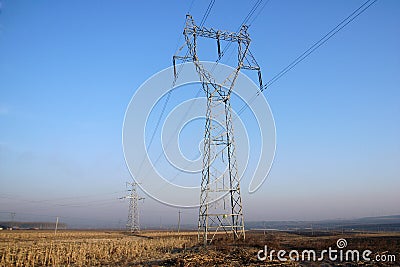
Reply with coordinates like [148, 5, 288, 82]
[0, 221, 67, 230]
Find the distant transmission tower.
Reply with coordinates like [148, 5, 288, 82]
[122, 181, 144, 232]
[173, 15, 263, 244]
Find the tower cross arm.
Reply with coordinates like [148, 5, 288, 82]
[185, 26, 251, 43]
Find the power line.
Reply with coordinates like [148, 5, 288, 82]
[151, 88, 202, 169]
[136, 0, 217, 178]
[241, 0, 263, 27]
[199, 0, 215, 27]
[0, 191, 125, 202]
[145, 0, 377, 192]
[209, 0, 267, 76]
[235, 0, 378, 118]
[135, 1, 203, 179]
[139, 0, 377, 198]
[200, 0, 380, 177]
[151, 2, 269, 188]
[173, 0, 216, 83]
[173, 0, 196, 55]
[248, 0, 271, 26]
[173, 14, 263, 244]
[145, 91, 171, 151]
[262, 0, 378, 91]
[217, 0, 266, 62]
[220, 0, 271, 67]
[0, 192, 124, 208]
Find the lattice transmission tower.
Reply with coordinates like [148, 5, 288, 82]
[173, 15, 263, 244]
[121, 182, 144, 233]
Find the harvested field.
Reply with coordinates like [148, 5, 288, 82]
[0, 230, 399, 266]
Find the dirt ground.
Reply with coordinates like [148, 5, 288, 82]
[138, 230, 400, 266]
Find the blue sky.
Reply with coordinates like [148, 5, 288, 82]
[0, 0, 399, 228]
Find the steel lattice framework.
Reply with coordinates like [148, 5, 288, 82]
[173, 15, 263, 245]
[125, 182, 144, 233]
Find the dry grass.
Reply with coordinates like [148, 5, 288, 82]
[0, 230, 196, 266]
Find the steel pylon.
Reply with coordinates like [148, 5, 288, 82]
[124, 182, 144, 233]
[173, 15, 263, 245]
